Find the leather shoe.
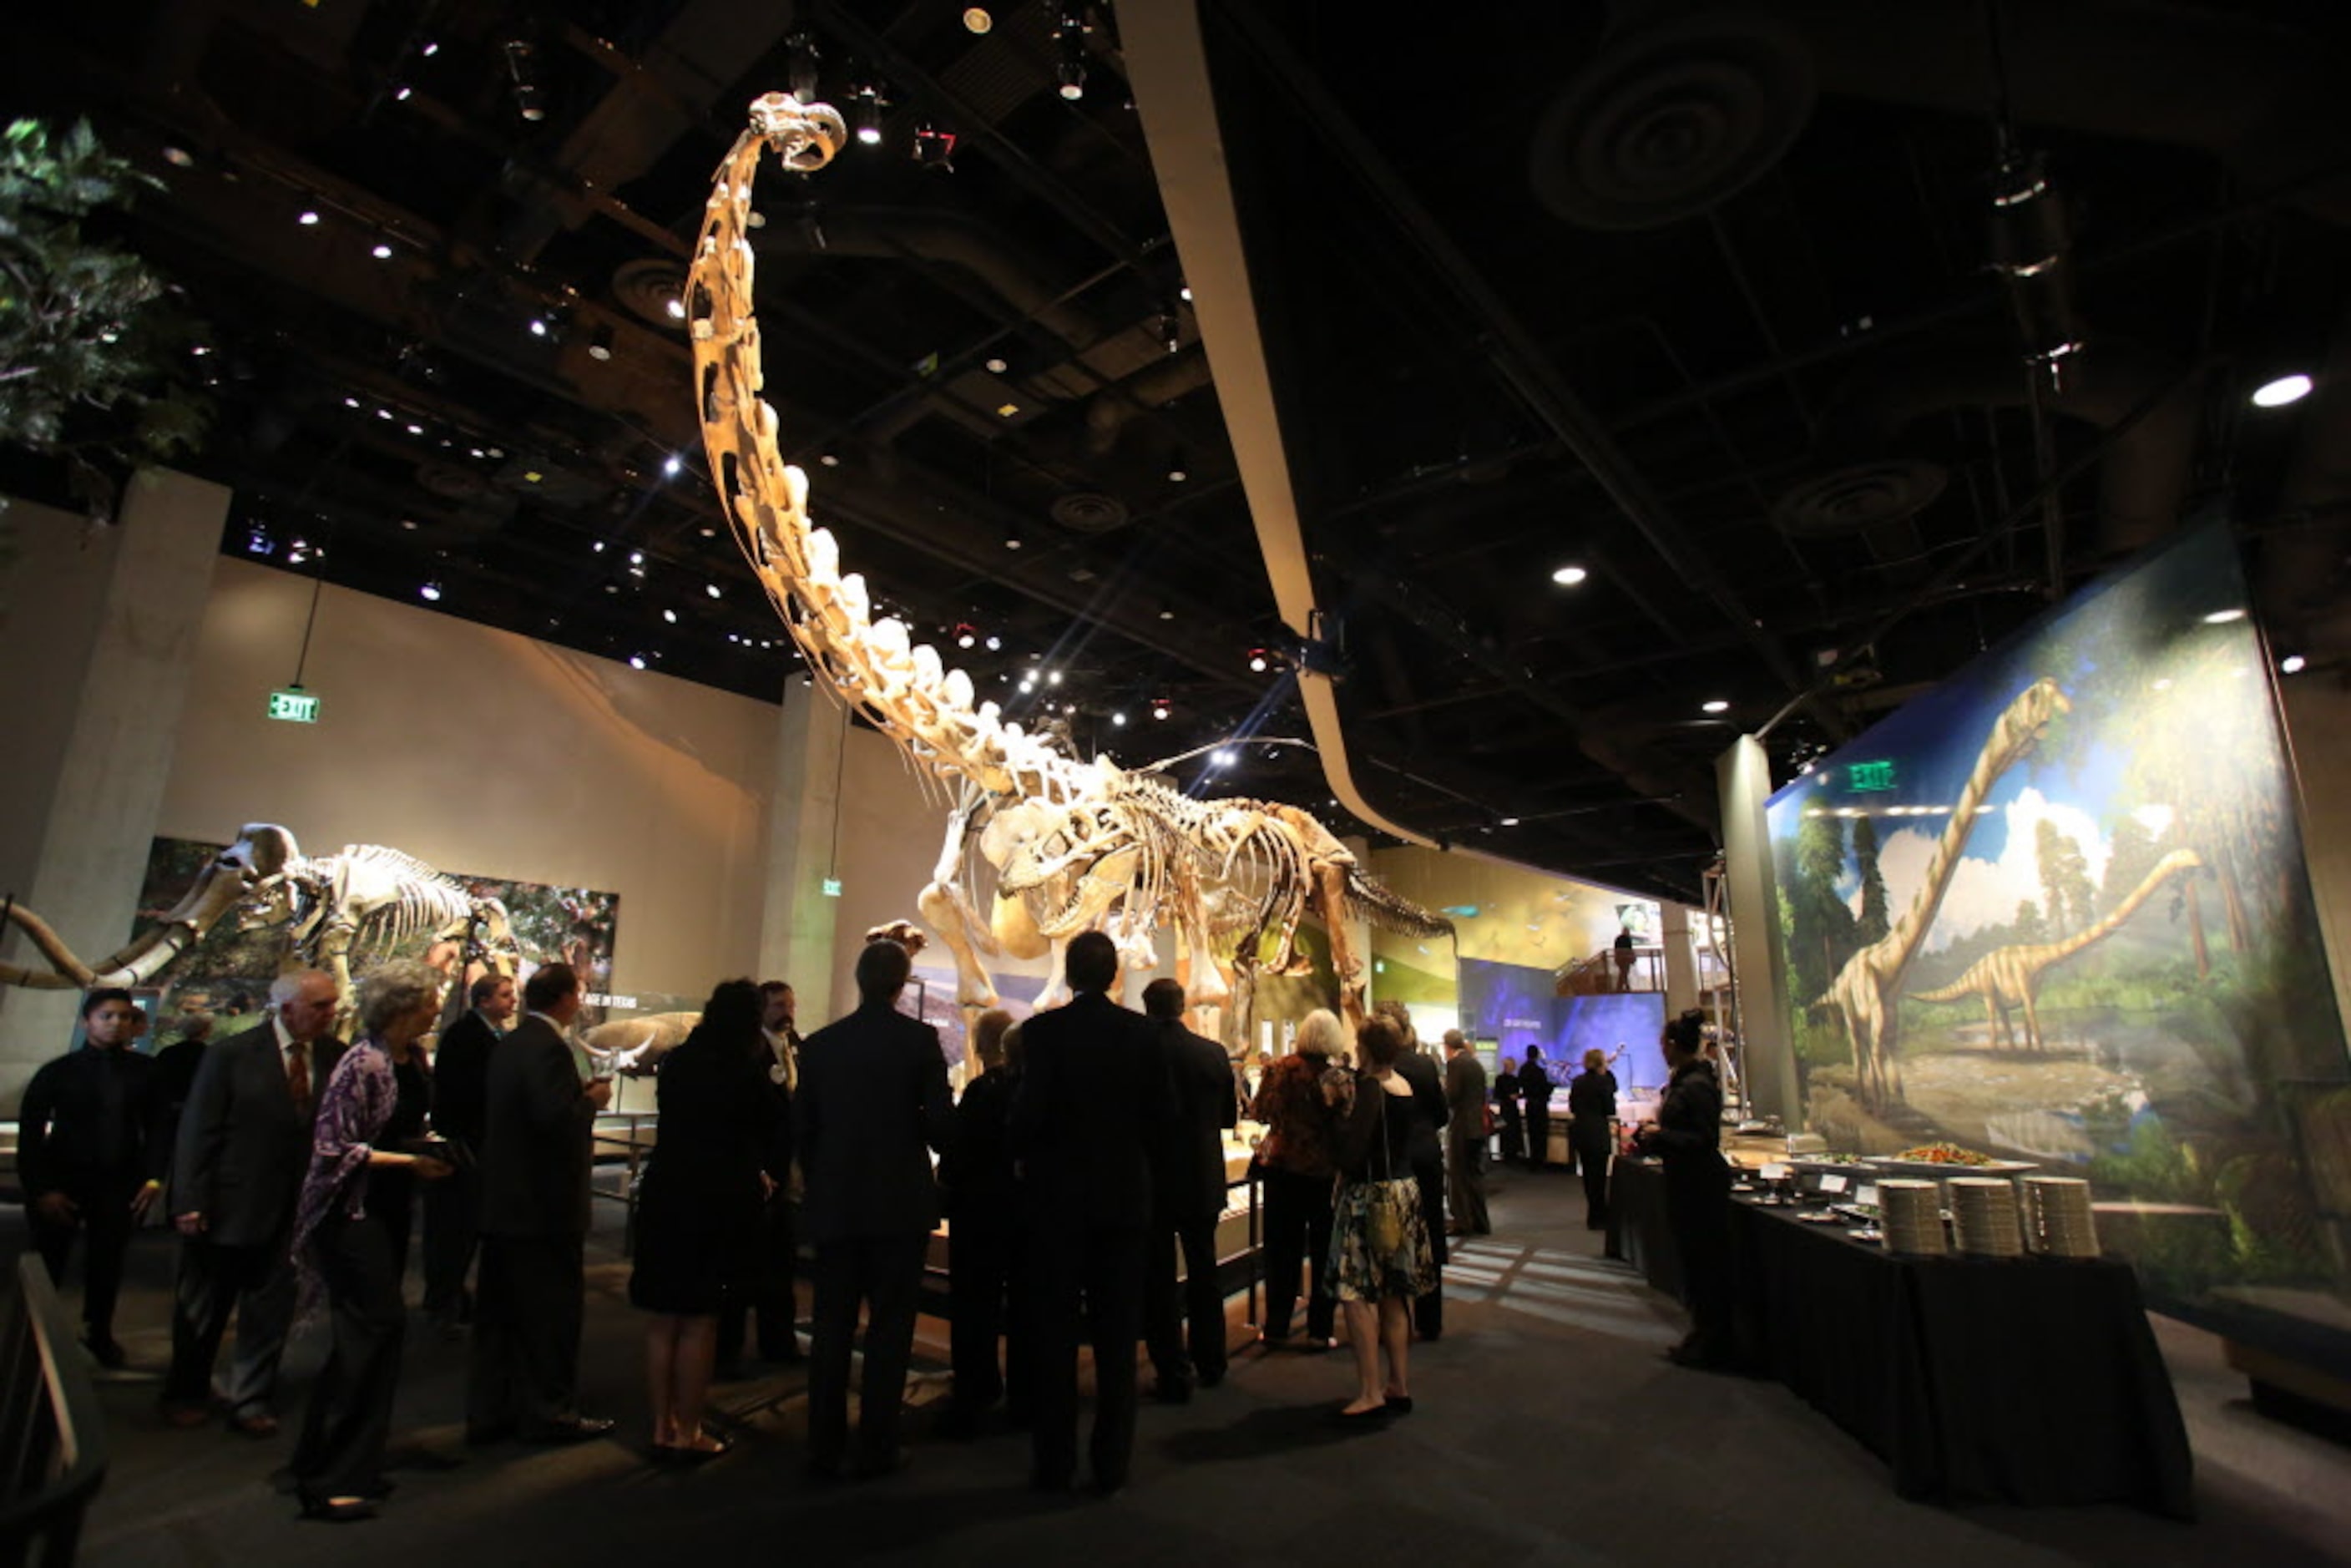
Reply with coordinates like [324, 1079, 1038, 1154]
[530, 1416, 615, 1444]
[298, 1495, 379, 1524]
[230, 1413, 280, 1439]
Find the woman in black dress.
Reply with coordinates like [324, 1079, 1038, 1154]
[1519, 1045, 1552, 1171]
[1568, 1046, 1622, 1229]
[629, 979, 771, 1459]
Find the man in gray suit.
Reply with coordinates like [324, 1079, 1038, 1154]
[795, 938, 953, 1480]
[467, 962, 613, 1444]
[1442, 1030, 1492, 1236]
[162, 969, 341, 1434]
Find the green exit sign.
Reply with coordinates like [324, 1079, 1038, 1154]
[1847, 759, 1896, 792]
[267, 687, 321, 724]
[822, 878, 842, 898]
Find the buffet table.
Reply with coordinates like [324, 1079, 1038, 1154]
[1608, 1159, 2194, 1517]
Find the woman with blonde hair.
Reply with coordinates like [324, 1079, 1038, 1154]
[1569, 1045, 1623, 1229]
[1250, 1009, 1347, 1347]
[286, 961, 454, 1521]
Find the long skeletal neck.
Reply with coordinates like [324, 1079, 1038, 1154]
[689, 97, 1087, 807]
[2045, 847, 2202, 963]
[1880, 687, 2055, 968]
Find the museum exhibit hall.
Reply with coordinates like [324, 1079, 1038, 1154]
[3, 1, 2351, 1564]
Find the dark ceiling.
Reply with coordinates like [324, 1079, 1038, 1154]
[8, 0, 2350, 908]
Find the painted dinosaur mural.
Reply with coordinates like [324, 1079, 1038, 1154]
[1908, 847, 2203, 1053]
[1814, 677, 2071, 1108]
[686, 93, 1449, 1027]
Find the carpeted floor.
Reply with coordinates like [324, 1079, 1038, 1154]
[24, 1169, 2350, 1567]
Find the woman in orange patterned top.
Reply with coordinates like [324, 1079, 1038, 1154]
[1249, 1009, 1347, 1348]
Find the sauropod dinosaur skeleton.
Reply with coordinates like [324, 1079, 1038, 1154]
[690, 94, 1449, 1023]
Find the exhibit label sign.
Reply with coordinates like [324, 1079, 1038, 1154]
[267, 687, 321, 724]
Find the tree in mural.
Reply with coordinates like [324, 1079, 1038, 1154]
[1852, 813, 1891, 946]
[2013, 898, 2045, 945]
[2034, 817, 2096, 938]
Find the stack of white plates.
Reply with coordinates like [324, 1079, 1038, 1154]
[1878, 1179, 1947, 1256]
[2025, 1176, 2101, 1258]
[1948, 1176, 2024, 1257]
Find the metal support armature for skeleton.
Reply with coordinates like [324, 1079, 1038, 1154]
[690, 94, 1449, 1024]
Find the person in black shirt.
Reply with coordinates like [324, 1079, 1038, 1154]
[1375, 1002, 1449, 1342]
[1568, 1046, 1623, 1230]
[1493, 1057, 1524, 1167]
[1613, 926, 1638, 992]
[152, 1013, 215, 1164]
[1644, 1012, 1734, 1369]
[1519, 1046, 1552, 1171]
[718, 979, 803, 1371]
[1143, 980, 1241, 1400]
[20, 989, 169, 1366]
[423, 972, 515, 1333]
[942, 1008, 1019, 1431]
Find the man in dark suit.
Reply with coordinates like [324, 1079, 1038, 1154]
[795, 939, 953, 1480]
[466, 963, 614, 1444]
[1140, 979, 1236, 1403]
[422, 971, 515, 1334]
[162, 969, 342, 1434]
[1011, 933, 1172, 1495]
[19, 989, 169, 1368]
[719, 979, 803, 1372]
[1441, 1029, 1491, 1237]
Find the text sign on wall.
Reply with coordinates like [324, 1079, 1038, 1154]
[1846, 759, 1896, 792]
[267, 687, 321, 724]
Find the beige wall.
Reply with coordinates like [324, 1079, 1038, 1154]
[158, 559, 776, 1004]
[0, 496, 118, 902]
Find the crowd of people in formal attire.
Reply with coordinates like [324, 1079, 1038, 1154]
[13, 941, 1732, 1520]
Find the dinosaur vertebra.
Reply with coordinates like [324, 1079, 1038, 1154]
[1814, 677, 2070, 1109]
[689, 94, 1449, 1024]
[1908, 847, 2202, 1052]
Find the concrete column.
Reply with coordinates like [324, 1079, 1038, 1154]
[1661, 901, 1700, 1017]
[755, 675, 847, 1025]
[0, 469, 228, 1107]
[1717, 736, 1800, 1127]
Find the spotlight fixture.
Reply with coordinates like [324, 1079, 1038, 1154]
[1701, 699, 1730, 714]
[400, 518, 419, 531]
[1152, 701, 1170, 721]
[1179, 281, 1192, 302]
[503, 38, 547, 122]
[662, 609, 678, 624]
[1112, 711, 1127, 726]
[371, 242, 393, 260]
[2202, 608, 2247, 625]
[1047, 670, 1063, 685]
[1004, 536, 1024, 550]
[955, 624, 977, 650]
[1019, 676, 1037, 694]
[344, 397, 361, 408]
[984, 635, 1002, 651]
[1499, 817, 1520, 827]
[706, 584, 722, 599]
[629, 655, 647, 670]
[1248, 649, 1270, 673]
[1551, 564, 1589, 586]
[587, 324, 614, 361]
[629, 550, 645, 566]
[2282, 653, 2308, 675]
[161, 145, 195, 168]
[1054, 4, 1088, 100]
[420, 581, 442, 602]
[664, 296, 686, 321]
[1168, 468, 1187, 483]
[786, 27, 822, 104]
[851, 85, 887, 146]
[913, 124, 958, 171]
[662, 453, 684, 478]
[393, 85, 412, 103]
[962, 7, 993, 33]
[1211, 747, 1236, 768]
[420, 39, 439, 57]
[2252, 372, 2313, 408]
[298, 210, 321, 226]
[984, 356, 1009, 374]
[528, 317, 549, 338]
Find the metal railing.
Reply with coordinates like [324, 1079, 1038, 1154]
[0, 1257, 107, 1568]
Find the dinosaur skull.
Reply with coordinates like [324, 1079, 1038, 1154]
[982, 799, 1142, 943]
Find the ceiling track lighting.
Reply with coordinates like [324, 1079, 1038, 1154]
[851, 84, 888, 147]
[962, 8, 993, 35]
[1054, 4, 1089, 101]
[587, 323, 614, 361]
[913, 124, 957, 172]
[503, 38, 547, 123]
[786, 28, 822, 104]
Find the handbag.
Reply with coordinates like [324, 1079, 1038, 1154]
[1364, 1089, 1409, 1261]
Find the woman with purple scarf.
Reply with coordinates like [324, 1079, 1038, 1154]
[286, 960, 453, 1522]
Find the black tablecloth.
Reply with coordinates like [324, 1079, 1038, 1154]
[1607, 1160, 2195, 1518]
